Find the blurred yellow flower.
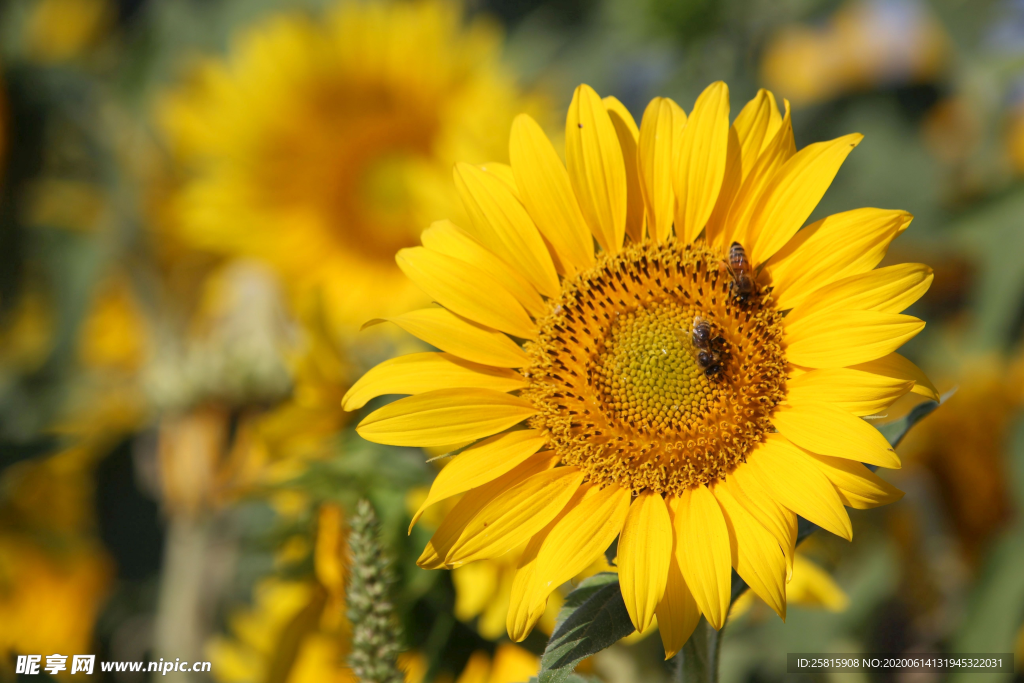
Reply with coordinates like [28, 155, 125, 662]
[455, 644, 539, 683]
[899, 356, 1023, 566]
[1005, 102, 1024, 175]
[786, 554, 850, 611]
[0, 289, 54, 373]
[22, 0, 114, 63]
[0, 538, 112, 669]
[78, 273, 149, 373]
[208, 578, 422, 683]
[0, 453, 113, 674]
[762, 0, 948, 106]
[210, 504, 353, 683]
[731, 552, 849, 617]
[159, 0, 545, 338]
[207, 578, 347, 683]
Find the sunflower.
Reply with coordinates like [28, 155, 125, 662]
[159, 0, 544, 337]
[761, 0, 948, 107]
[345, 82, 937, 656]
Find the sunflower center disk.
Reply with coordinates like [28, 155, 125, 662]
[523, 239, 788, 495]
[593, 302, 716, 433]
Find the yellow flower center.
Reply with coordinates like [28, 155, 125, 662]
[593, 301, 719, 433]
[523, 239, 788, 494]
[256, 81, 437, 261]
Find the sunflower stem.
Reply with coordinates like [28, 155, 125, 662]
[673, 618, 722, 683]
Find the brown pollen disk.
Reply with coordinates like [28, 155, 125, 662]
[521, 238, 788, 495]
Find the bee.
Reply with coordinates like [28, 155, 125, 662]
[689, 316, 724, 378]
[691, 315, 712, 348]
[723, 241, 756, 304]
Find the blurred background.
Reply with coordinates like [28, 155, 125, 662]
[1, 0, 1023, 681]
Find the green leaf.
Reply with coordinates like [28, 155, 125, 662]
[530, 675, 600, 683]
[877, 390, 951, 448]
[538, 573, 635, 683]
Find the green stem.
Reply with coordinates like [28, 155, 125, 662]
[674, 618, 722, 683]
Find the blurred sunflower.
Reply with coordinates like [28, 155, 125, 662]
[1005, 100, 1024, 175]
[209, 504, 429, 683]
[731, 552, 849, 618]
[159, 0, 545, 338]
[0, 452, 113, 671]
[455, 644, 539, 683]
[348, 82, 937, 655]
[0, 537, 112, 667]
[899, 356, 1023, 566]
[207, 578, 353, 683]
[761, 0, 948, 106]
[208, 505, 352, 683]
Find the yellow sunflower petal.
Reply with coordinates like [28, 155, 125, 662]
[772, 400, 900, 469]
[748, 133, 863, 266]
[706, 89, 779, 249]
[674, 485, 732, 629]
[604, 95, 646, 244]
[397, 247, 537, 339]
[721, 100, 795, 249]
[422, 220, 546, 317]
[674, 81, 730, 244]
[478, 161, 520, 197]
[365, 308, 528, 368]
[766, 208, 912, 310]
[418, 452, 559, 569]
[849, 352, 939, 401]
[509, 114, 595, 273]
[705, 127, 741, 249]
[655, 547, 700, 659]
[410, 430, 548, 530]
[786, 368, 914, 417]
[454, 161, 560, 298]
[566, 84, 627, 253]
[446, 466, 584, 566]
[785, 310, 925, 368]
[745, 435, 853, 540]
[806, 452, 905, 510]
[720, 474, 795, 577]
[734, 89, 782, 179]
[618, 490, 673, 632]
[786, 263, 934, 325]
[506, 515, 558, 642]
[528, 482, 631, 611]
[343, 352, 526, 411]
[357, 388, 536, 447]
[638, 97, 685, 243]
[713, 483, 787, 619]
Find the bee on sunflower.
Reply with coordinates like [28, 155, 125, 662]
[345, 82, 938, 657]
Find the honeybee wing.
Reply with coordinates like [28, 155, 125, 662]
[674, 323, 708, 365]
